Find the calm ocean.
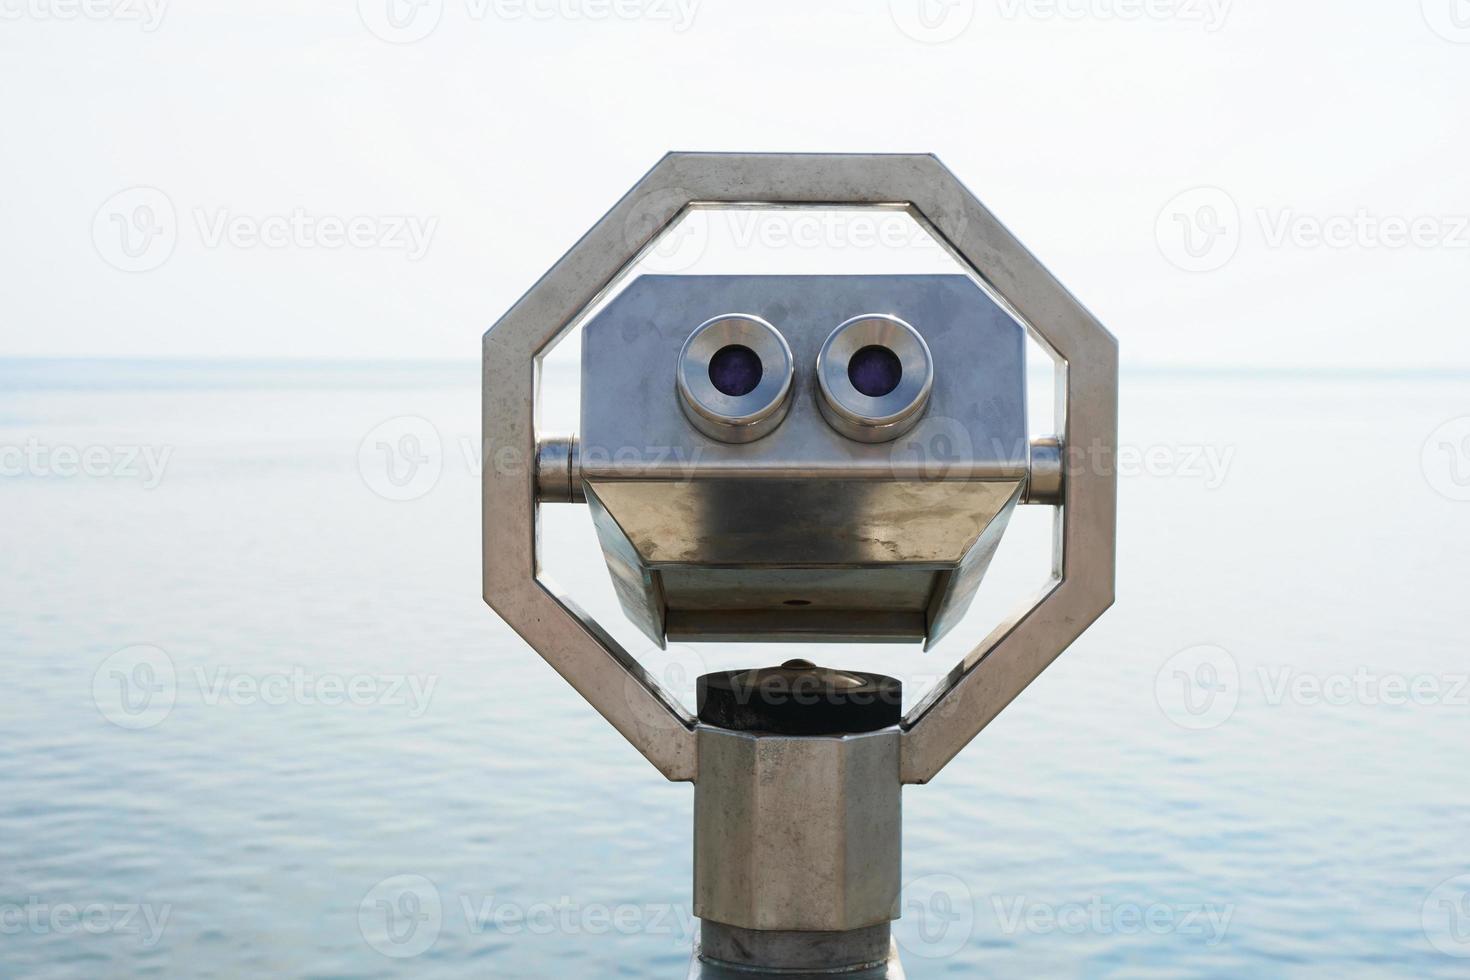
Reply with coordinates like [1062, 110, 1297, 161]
[2, 359, 1468, 978]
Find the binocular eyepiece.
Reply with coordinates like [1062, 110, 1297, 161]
[677, 312, 933, 445]
[676, 314, 794, 444]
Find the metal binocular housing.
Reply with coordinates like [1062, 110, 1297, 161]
[544, 271, 1061, 650]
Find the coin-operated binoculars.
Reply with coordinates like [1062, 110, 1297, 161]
[483, 154, 1117, 977]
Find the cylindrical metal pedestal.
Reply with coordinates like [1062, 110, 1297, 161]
[690, 663, 904, 976]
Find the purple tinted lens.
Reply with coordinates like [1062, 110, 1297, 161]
[708, 344, 763, 397]
[848, 345, 902, 398]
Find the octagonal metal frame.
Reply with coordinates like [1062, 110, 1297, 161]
[482, 152, 1117, 785]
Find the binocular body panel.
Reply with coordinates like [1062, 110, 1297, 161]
[579, 273, 1027, 647]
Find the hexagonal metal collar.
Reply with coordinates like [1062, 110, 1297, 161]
[482, 152, 1117, 785]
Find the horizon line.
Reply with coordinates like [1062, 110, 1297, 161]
[1, 355, 1468, 381]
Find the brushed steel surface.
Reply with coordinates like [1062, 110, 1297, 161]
[584, 482, 668, 647]
[1025, 435, 1062, 505]
[533, 434, 580, 504]
[588, 479, 1021, 565]
[693, 726, 901, 933]
[581, 274, 1026, 484]
[579, 273, 1026, 647]
[585, 476, 1021, 646]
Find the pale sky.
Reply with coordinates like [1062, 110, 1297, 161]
[2, 0, 1468, 369]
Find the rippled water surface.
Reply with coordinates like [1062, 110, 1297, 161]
[2, 360, 1468, 978]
